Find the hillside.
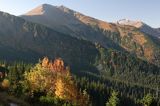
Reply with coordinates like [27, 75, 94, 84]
[0, 9, 159, 106]
[0, 10, 159, 88]
[21, 4, 122, 50]
[21, 4, 160, 66]
[0, 11, 100, 71]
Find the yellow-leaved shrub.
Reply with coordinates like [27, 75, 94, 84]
[24, 57, 90, 105]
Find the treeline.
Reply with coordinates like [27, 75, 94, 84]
[74, 72, 160, 106]
[0, 49, 159, 106]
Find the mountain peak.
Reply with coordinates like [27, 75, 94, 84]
[117, 19, 144, 28]
[24, 4, 45, 16]
[24, 4, 75, 16]
[24, 4, 57, 16]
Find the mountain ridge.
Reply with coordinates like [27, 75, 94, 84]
[0, 6, 160, 105]
[117, 19, 144, 28]
[21, 4, 160, 66]
[21, 4, 124, 50]
[0, 10, 100, 70]
[117, 19, 160, 38]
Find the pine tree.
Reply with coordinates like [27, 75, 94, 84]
[106, 91, 119, 106]
[141, 94, 153, 106]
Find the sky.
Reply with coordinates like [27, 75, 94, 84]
[0, 0, 159, 28]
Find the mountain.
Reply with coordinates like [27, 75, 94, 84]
[0, 11, 101, 71]
[117, 19, 160, 38]
[21, 4, 117, 35]
[0, 10, 159, 87]
[21, 4, 160, 66]
[0, 6, 160, 105]
[117, 19, 143, 28]
[21, 4, 122, 50]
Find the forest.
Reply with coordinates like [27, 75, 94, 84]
[0, 2, 159, 106]
[0, 55, 159, 106]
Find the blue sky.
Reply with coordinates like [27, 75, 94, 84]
[0, 0, 159, 28]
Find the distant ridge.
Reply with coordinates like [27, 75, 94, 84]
[117, 19, 143, 28]
[117, 19, 160, 38]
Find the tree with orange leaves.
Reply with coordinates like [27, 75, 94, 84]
[24, 57, 90, 105]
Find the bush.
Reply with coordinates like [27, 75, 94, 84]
[1, 79, 10, 89]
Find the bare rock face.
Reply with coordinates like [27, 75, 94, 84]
[117, 19, 143, 28]
[117, 19, 160, 38]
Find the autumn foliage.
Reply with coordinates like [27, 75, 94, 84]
[42, 57, 66, 72]
[1, 79, 10, 89]
[24, 57, 90, 105]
